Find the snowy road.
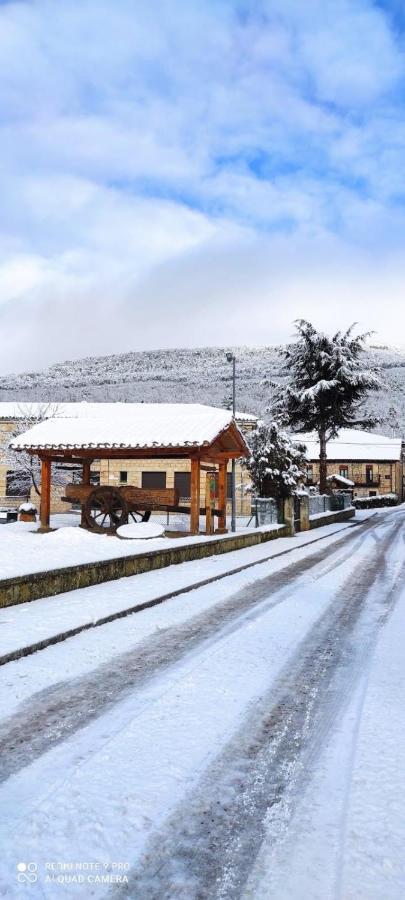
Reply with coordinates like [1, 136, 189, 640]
[0, 509, 404, 898]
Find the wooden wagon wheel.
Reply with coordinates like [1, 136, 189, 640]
[83, 487, 128, 534]
[128, 509, 152, 524]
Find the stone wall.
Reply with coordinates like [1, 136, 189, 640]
[0, 525, 288, 609]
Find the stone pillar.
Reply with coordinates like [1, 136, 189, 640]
[283, 496, 295, 536]
[299, 495, 310, 531]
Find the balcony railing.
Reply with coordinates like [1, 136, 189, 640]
[356, 476, 381, 488]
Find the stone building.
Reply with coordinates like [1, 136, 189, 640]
[0, 403, 257, 516]
[299, 429, 403, 500]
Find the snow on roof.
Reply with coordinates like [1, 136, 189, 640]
[10, 403, 243, 451]
[234, 411, 258, 423]
[0, 402, 153, 420]
[326, 473, 355, 487]
[0, 402, 83, 420]
[299, 429, 402, 462]
[0, 401, 256, 426]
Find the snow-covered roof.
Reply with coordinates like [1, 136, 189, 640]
[0, 401, 257, 425]
[299, 429, 402, 462]
[0, 402, 93, 420]
[326, 473, 355, 487]
[10, 403, 247, 452]
[234, 411, 258, 423]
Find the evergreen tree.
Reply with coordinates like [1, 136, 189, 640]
[275, 320, 381, 493]
[243, 420, 307, 499]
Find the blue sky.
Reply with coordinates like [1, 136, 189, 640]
[0, 0, 404, 371]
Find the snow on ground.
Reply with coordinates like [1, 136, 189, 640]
[0, 506, 401, 899]
[243, 524, 405, 900]
[0, 514, 382, 898]
[0, 513, 280, 580]
[0, 520, 355, 663]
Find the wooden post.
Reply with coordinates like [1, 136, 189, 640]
[81, 460, 91, 527]
[190, 456, 201, 535]
[39, 458, 52, 531]
[216, 462, 228, 533]
[205, 470, 218, 535]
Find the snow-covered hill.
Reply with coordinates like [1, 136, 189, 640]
[1, 344, 404, 436]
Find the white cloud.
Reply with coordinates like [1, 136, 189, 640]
[0, 0, 404, 372]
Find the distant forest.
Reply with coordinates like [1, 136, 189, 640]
[1, 344, 404, 437]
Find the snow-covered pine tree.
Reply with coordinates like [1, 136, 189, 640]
[243, 420, 307, 499]
[275, 321, 381, 493]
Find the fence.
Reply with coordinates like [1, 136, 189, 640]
[249, 493, 352, 528]
[251, 497, 281, 526]
[308, 493, 351, 516]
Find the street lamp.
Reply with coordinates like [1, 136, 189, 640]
[226, 351, 236, 532]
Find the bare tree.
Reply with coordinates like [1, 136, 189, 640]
[3, 403, 65, 502]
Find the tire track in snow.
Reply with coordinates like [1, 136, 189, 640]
[113, 515, 404, 900]
[0, 516, 379, 784]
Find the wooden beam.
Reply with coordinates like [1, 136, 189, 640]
[209, 450, 244, 461]
[81, 460, 91, 527]
[82, 460, 91, 484]
[28, 447, 204, 461]
[190, 456, 201, 535]
[217, 462, 227, 533]
[39, 458, 52, 530]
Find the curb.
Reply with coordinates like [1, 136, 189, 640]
[0, 519, 360, 667]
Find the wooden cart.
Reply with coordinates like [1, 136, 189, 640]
[64, 483, 180, 534]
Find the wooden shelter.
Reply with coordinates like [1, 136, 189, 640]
[10, 404, 249, 535]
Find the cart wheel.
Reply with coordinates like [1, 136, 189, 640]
[84, 487, 128, 534]
[128, 509, 152, 524]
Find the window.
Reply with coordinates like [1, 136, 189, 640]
[142, 471, 166, 489]
[119, 471, 128, 484]
[6, 470, 31, 497]
[90, 471, 100, 486]
[366, 466, 373, 484]
[369, 490, 377, 497]
[174, 471, 190, 499]
[307, 465, 313, 483]
[339, 466, 349, 479]
[385, 474, 391, 480]
[227, 472, 232, 499]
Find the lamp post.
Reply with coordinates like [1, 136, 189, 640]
[226, 351, 236, 532]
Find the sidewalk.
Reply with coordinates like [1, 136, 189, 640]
[0, 520, 356, 665]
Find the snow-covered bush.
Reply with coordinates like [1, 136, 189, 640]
[353, 494, 399, 509]
[243, 421, 307, 499]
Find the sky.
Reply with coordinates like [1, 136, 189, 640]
[0, 0, 405, 373]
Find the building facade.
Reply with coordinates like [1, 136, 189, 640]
[300, 429, 403, 500]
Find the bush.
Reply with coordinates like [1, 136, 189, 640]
[353, 494, 399, 509]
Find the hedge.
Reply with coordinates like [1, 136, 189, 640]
[353, 494, 399, 509]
